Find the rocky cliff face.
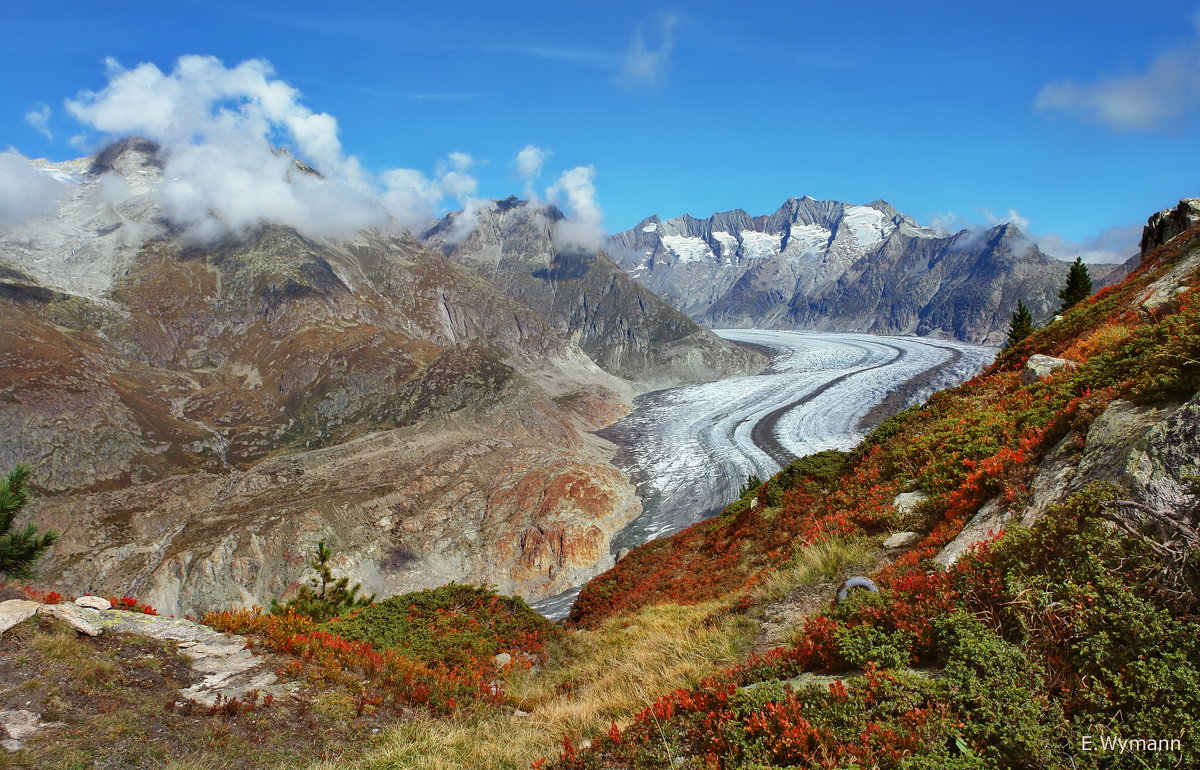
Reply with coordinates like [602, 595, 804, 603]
[0, 142, 642, 616]
[608, 197, 1070, 345]
[424, 198, 766, 390]
[1102, 197, 1200, 288]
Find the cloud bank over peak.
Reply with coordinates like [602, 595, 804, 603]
[926, 207, 1138, 264]
[64, 55, 484, 241]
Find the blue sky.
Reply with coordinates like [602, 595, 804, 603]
[4, 0, 1199, 259]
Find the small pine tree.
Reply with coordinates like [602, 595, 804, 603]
[739, 475, 763, 498]
[1005, 300, 1036, 348]
[0, 465, 58, 580]
[1059, 256, 1093, 312]
[271, 540, 375, 622]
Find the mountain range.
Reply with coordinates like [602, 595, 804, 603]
[607, 197, 1088, 345]
[424, 197, 764, 389]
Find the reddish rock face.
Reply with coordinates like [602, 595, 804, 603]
[1, 147, 641, 616]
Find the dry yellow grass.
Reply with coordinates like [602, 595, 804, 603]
[1061, 322, 1134, 362]
[310, 600, 755, 770]
[751, 536, 876, 606]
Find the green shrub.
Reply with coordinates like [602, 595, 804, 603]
[834, 620, 914, 670]
[327, 583, 560, 669]
[761, 450, 850, 505]
[934, 613, 1062, 767]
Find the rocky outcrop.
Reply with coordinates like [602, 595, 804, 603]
[0, 601, 291, 710]
[1021, 354, 1078, 384]
[1, 709, 62, 753]
[1101, 198, 1200, 287]
[1, 141, 645, 616]
[0, 601, 39, 635]
[881, 531, 920, 549]
[1140, 198, 1200, 257]
[40, 603, 102, 636]
[608, 197, 1070, 345]
[935, 394, 1200, 566]
[425, 198, 766, 390]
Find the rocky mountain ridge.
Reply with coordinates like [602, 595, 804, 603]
[608, 196, 1074, 345]
[424, 198, 766, 390]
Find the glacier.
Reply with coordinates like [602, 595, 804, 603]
[533, 330, 994, 619]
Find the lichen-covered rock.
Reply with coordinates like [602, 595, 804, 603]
[1, 709, 62, 753]
[882, 531, 921, 549]
[0, 600, 40, 636]
[39, 603, 103, 636]
[937, 394, 1200, 566]
[1021, 354, 1077, 384]
[99, 610, 291, 707]
[935, 497, 1009, 567]
[892, 491, 929, 516]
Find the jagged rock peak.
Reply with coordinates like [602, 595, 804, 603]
[495, 195, 526, 213]
[607, 196, 1068, 346]
[1141, 198, 1200, 257]
[89, 137, 164, 176]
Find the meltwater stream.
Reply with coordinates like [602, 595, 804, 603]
[531, 330, 996, 619]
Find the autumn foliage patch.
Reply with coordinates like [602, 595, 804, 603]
[205, 584, 561, 715]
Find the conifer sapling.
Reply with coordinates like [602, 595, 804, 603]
[1005, 300, 1035, 348]
[270, 540, 375, 622]
[1059, 256, 1093, 312]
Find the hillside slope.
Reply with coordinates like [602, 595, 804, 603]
[3, 198, 1196, 770]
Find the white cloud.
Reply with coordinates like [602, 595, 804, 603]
[983, 208, 1030, 231]
[620, 15, 678, 88]
[514, 144, 552, 202]
[445, 151, 473, 172]
[24, 104, 53, 139]
[924, 208, 1137, 264]
[926, 211, 967, 236]
[0, 151, 61, 229]
[63, 55, 482, 241]
[1036, 224, 1141, 264]
[515, 144, 551, 180]
[1035, 11, 1200, 132]
[547, 165, 604, 248]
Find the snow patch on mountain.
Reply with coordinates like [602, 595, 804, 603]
[784, 223, 832, 257]
[711, 231, 739, 258]
[641, 222, 658, 233]
[842, 205, 895, 249]
[661, 234, 714, 263]
[740, 230, 783, 258]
